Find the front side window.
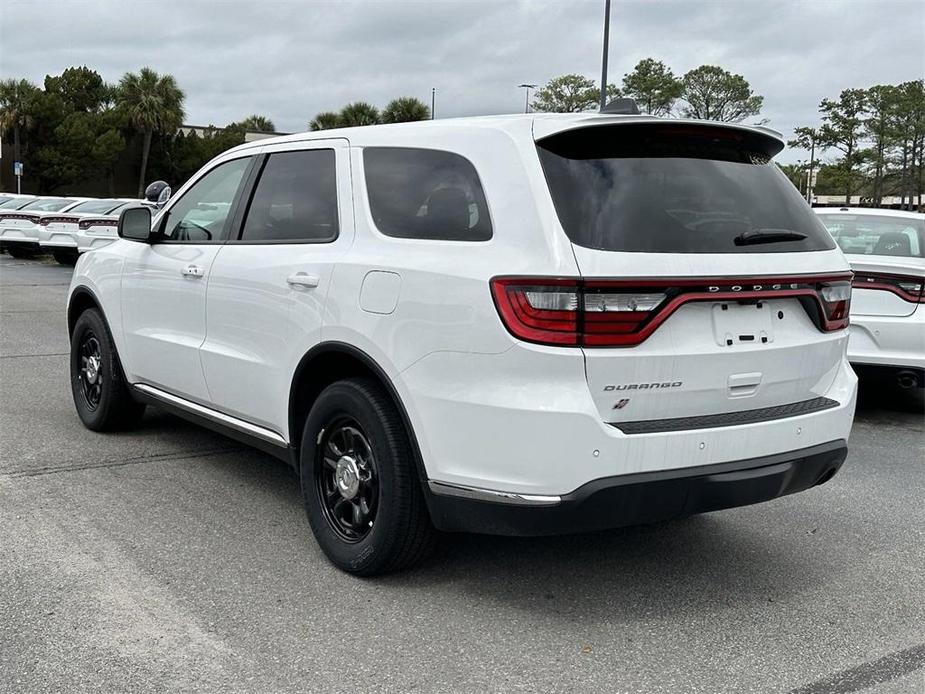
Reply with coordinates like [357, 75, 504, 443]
[537, 124, 836, 253]
[160, 157, 251, 242]
[240, 150, 338, 242]
[363, 147, 492, 241]
[819, 214, 924, 258]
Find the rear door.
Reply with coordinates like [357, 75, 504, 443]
[200, 139, 352, 433]
[120, 155, 253, 401]
[535, 122, 852, 425]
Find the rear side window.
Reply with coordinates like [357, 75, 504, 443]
[537, 124, 835, 253]
[363, 147, 492, 241]
[241, 150, 339, 242]
[818, 214, 924, 258]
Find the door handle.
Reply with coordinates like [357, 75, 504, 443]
[287, 272, 320, 288]
[182, 264, 205, 278]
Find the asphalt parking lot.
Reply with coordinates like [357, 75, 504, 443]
[1, 253, 923, 694]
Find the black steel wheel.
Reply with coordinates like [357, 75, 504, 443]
[77, 332, 104, 411]
[70, 308, 145, 431]
[301, 378, 436, 575]
[316, 419, 379, 542]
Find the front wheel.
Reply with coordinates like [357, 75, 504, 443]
[300, 378, 436, 575]
[52, 248, 78, 265]
[70, 308, 145, 431]
[7, 245, 35, 259]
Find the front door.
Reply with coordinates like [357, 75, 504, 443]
[201, 140, 352, 434]
[120, 155, 253, 402]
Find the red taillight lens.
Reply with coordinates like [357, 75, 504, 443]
[818, 281, 852, 330]
[491, 280, 580, 345]
[491, 274, 853, 347]
[852, 272, 925, 303]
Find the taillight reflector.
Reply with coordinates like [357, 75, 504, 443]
[491, 275, 852, 347]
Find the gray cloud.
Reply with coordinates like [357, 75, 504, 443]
[2, 0, 923, 162]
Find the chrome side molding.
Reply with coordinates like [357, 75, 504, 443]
[428, 480, 561, 506]
[133, 383, 288, 447]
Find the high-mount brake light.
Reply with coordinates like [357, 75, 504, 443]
[852, 272, 925, 304]
[491, 275, 852, 347]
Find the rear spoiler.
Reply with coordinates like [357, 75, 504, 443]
[533, 116, 785, 158]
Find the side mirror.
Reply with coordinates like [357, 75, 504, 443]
[144, 180, 172, 207]
[118, 206, 153, 242]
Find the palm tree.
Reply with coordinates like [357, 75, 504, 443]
[309, 111, 341, 131]
[0, 78, 38, 170]
[117, 68, 185, 196]
[239, 114, 275, 132]
[338, 102, 380, 128]
[381, 97, 430, 123]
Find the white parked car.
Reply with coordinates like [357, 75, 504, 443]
[815, 207, 924, 388]
[74, 201, 157, 255]
[67, 114, 857, 575]
[38, 199, 140, 265]
[0, 197, 88, 258]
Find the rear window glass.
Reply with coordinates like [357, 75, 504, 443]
[21, 198, 75, 212]
[241, 150, 338, 242]
[363, 147, 492, 241]
[817, 214, 924, 258]
[537, 125, 835, 253]
[67, 199, 124, 214]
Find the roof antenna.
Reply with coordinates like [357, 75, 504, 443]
[601, 98, 640, 115]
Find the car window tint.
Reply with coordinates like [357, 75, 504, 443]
[241, 150, 339, 242]
[21, 198, 75, 212]
[161, 158, 250, 242]
[363, 147, 492, 241]
[818, 214, 924, 258]
[68, 199, 124, 214]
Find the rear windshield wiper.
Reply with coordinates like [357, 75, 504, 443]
[734, 228, 808, 246]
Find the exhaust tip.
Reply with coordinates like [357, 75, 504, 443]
[896, 370, 921, 390]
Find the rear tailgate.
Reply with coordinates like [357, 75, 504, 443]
[535, 121, 852, 427]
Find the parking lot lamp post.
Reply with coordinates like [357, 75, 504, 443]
[518, 84, 538, 113]
[599, 0, 612, 110]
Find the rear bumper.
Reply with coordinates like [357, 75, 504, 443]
[848, 312, 925, 371]
[39, 231, 78, 249]
[427, 440, 848, 535]
[0, 227, 40, 245]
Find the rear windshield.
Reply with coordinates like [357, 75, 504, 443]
[0, 198, 33, 209]
[20, 198, 75, 212]
[817, 214, 924, 258]
[537, 124, 835, 253]
[67, 199, 124, 215]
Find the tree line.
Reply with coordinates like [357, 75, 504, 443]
[309, 97, 431, 130]
[531, 59, 764, 123]
[0, 66, 277, 196]
[788, 80, 924, 207]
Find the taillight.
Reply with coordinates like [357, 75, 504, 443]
[39, 215, 78, 226]
[78, 218, 117, 230]
[852, 272, 925, 304]
[491, 274, 852, 347]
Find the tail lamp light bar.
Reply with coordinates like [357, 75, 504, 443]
[38, 216, 79, 226]
[491, 274, 853, 347]
[78, 218, 118, 230]
[0, 213, 40, 223]
[852, 272, 924, 304]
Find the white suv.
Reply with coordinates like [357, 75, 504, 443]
[67, 114, 858, 575]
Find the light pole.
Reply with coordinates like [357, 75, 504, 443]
[431, 88, 436, 120]
[599, 0, 612, 110]
[518, 84, 538, 113]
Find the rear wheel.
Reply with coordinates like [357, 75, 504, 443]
[70, 308, 145, 430]
[52, 248, 78, 265]
[300, 378, 436, 575]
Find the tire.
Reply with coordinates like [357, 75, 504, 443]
[70, 308, 145, 431]
[7, 245, 35, 259]
[300, 378, 436, 576]
[52, 248, 78, 265]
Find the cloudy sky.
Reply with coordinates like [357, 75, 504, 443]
[2, 0, 923, 162]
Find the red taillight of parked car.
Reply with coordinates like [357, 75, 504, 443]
[852, 272, 925, 304]
[491, 274, 853, 347]
[38, 216, 79, 226]
[0, 213, 40, 223]
[78, 218, 118, 230]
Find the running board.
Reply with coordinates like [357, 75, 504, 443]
[132, 383, 294, 464]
